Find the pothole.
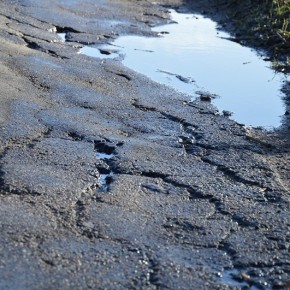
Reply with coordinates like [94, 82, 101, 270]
[98, 171, 113, 192]
[96, 152, 115, 160]
[57, 33, 66, 42]
[79, 9, 287, 129]
[94, 140, 116, 192]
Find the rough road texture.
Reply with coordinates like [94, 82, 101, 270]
[0, 0, 290, 289]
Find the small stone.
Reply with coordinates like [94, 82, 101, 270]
[222, 110, 233, 117]
[99, 49, 113, 55]
[175, 75, 195, 84]
[200, 95, 212, 102]
[178, 135, 195, 144]
[241, 272, 252, 282]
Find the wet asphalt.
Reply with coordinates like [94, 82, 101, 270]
[0, 0, 290, 289]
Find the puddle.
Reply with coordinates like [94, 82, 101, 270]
[80, 46, 120, 59]
[96, 152, 114, 160]
[95, 141, 116, 192]
[80, 9, 287, 128]
[98, 172, 113, 192]
[57, 33, 66, 42]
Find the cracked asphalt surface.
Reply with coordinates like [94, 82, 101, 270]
[0, 0, 290, 289]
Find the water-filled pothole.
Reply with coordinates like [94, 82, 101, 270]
[98, 171, 113, 192]
[58, 33, 66, 42]
[80, 9, 287, 129]
[94, 141, 115, 192]
[96, 152, 115, 160]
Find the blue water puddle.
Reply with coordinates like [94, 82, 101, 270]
[98, 172, 113, 192]
[80, 9, 287, 128]
[96, 152, 114, 160]
[96, 151, 114, 192]
[57, 33, 66, 42]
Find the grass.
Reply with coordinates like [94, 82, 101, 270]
[213, 0, 290, 71]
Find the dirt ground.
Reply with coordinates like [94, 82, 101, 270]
[0, 0, 289, 289]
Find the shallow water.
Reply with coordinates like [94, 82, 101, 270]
[80, 10, 286, 128]
[96, 152, 114, 160]
[98, 173, 112, 192]
[57, 33, 66, 42]
[96, 149, 114, 192]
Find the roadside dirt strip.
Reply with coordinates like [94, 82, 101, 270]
[0, 0, 289, 289]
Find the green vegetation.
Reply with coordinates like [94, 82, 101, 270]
[214, 0, 290, 71]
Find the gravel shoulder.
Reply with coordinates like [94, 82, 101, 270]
[0, 0, 289, 289]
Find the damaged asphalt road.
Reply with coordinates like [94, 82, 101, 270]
[0, 0, 290, 289]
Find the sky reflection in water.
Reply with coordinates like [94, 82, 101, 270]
[81, 10, 286, 128]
